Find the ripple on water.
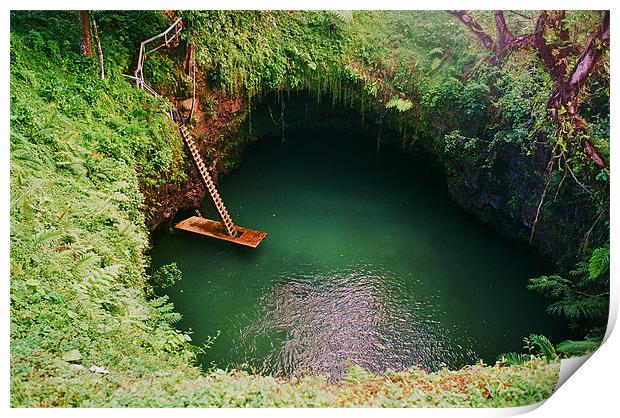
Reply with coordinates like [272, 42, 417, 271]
[235, 264, 479, 380]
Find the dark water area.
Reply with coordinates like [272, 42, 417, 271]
[150, 127, 568, 379]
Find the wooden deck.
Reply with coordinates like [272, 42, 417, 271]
[175, 216, 267, 248]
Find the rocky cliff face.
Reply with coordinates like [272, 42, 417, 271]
[144, 88, 598, 267]
[142, 82, 249, 232]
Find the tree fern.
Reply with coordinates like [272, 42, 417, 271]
[386, 97, 413, 113]
[588, 247, 609, 281]
[556, 337, 602, 356]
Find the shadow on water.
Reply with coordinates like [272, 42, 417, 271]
[150, 127, 569, 379]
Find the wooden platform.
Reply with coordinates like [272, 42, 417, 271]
[175, 216, 267, 248]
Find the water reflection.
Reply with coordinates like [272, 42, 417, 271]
[238, 264, 478, 379]
[152, 128, 565, 379]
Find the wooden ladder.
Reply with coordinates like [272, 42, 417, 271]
[179, 125, 237, 237]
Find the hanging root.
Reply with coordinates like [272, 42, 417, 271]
[563, 155, 593, 195]
[529, 148, 557, 243]
[530, 178, 551, 244]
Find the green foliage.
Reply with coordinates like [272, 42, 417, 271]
[181, 11, 348, 96]
[556, 337, 603, 356]
[10, 9, 606, 407]
[525, 335, 558, 362]
[386, 96, 413, 112]
[496, 352, 530, 366]
[333, 11, 353, 24]
[11, 10, 197, 407]
[529, 247, 609, 357]
[588, 247, 609, 281]
[152, 262, 183, 289]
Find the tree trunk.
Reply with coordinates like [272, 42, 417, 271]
[541, 11, 609, 167]
[78, 11, 94, 56]
[493, 11, 533, 57]
[448, 10, 498, 63]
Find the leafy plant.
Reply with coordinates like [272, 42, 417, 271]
[385, 96, 413, 112]
[529, 247, 609, 356]
[152, 262, 183, 289]
[556, 337, 603, 356]
[525, 334, 558, 361]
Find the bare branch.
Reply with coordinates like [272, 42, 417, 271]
[92, 15, 104, 80]
[448, 10, 496, 53]
[494, 11, 533, 56]
[508, 10, 534, 21]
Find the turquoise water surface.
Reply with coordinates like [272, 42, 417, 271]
[150, 128, 566, 379]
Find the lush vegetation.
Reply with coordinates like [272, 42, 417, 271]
[184, 10, 610, 354]
[10, 10, 608, 407]
[528, 246, 610, 356]
[185, 11, 608, 259]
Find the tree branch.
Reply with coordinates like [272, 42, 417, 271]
[494, 11, 533, 56]
[450, 10, 608, 167]
[567, 11, 610, 94]
[448, 10, 496, 53]
[533, 11, 566, 81]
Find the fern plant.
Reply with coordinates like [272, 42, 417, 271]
[525, 334, 558, 361]
[386, 96, 413, 112]
[497, 352, 530, 366]
[556, 337, 603, 356]
[332, 11, 353, 24]
[588, 247, 609, 281]
[529, 246, 609, 357]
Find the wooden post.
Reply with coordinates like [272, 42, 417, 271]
[188, 45, 196, 123]
[92, 15, 104, 80]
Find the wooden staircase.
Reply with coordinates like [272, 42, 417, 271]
[179, 124, 236, 236]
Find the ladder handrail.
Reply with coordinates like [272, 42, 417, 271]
[134, 17, 183, 88]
